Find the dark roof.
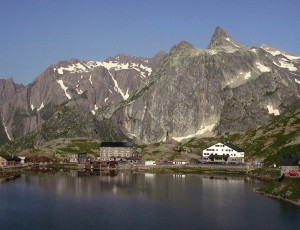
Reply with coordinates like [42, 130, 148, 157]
[0, 154, 21, 161]
[100, 142, 134, 147]
[221, 142, 244, 152]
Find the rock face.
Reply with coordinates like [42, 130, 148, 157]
[0, 78, 24, 144]
[105, 27, 300, 143]
[1, 27, 300, 145]
[1, 53, 164, 141]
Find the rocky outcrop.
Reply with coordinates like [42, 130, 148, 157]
[1, 27, 300, 146]
[1, 53, 164, 141]
[106, 27, 300, 143]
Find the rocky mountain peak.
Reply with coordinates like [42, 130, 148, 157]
[170, 41, 195, 55]
[207, 26, 241, 49]
[0, 78, 24, 107]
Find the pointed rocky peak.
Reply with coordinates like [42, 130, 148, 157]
[207, 26, 241, 49]
[0, 78, 25, 106]
[170, 41, 195, 55]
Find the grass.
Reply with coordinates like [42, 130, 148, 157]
[258, 178, 300, 202]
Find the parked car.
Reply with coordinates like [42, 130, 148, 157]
[288, 171, 298, 177]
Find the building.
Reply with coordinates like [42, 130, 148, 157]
[145, 160, 156, 166]
[0, 155, 21, 166]
[78, 153, 87, 164]
[172, 159, 188, 165]
[99, 142, 134, 161]
[202, 142, 245, 164]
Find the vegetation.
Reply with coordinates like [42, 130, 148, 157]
[257, 178, 300, 203]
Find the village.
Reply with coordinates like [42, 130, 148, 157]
[1, 141, 299, 178]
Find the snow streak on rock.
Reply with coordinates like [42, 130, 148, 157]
[57, 80, 72, 99]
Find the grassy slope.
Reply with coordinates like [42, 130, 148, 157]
[1, 112, 299, 165]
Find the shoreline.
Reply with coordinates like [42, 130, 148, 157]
[253, 188, 300, 207]
[2, 164, 300, 208]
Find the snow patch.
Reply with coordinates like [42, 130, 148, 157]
[225, 37, 240, 48]
[273, 60, 297, 71]
[31, 104, 35, 110]
[89, 75, 93, 85]
[86, 60, 152, 78]
[55, 60, 152, 79]
[2, 118, 12, 141]
[295, 79, 300, 84]
[76, 88, 83, 94]
[91, 104, 99, 115]
[172, 124, 215, 142]
[110, 72, 130, 100]
[261, 47, 300, 60]
[244, 72, 251, 79]
[251, 48, 258, 53]
[55, 63, 87, 74]
[57, 80, 72, 99]
[37, 103, 44, 111]
[104, 98, 108, 103]
[266, 105, 280, 116]
[255, 62, 271, 73]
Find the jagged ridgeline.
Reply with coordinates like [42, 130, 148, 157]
[0, 27, 299, 149]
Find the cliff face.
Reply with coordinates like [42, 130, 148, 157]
[0, 78, 24, 144]
[106, 27, 300, 143]
[1, 53, 164, 141]
[1, 27, 300, 145]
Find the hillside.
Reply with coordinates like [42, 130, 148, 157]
[1, 111, 299, 167]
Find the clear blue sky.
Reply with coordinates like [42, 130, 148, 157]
[1, 0, 300, 85]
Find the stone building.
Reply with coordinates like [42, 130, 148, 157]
[99, 142, 134, 161]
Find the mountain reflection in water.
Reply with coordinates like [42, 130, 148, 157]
[0, 172, 299, 230]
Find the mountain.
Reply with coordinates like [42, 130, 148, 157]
[0, 78, 25, 144]
[1, 52, 165, 141]
[97, 27, 300, 143]
[1, 26, 300, 147]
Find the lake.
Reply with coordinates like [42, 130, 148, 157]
[0, 171, 299, 230]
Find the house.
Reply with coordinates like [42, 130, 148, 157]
[202, 142, 245, 164]
[0, 155, 21, 166]
[78, 153, 87, 164]
[69, 154, 78, 163]
[99, 142, 134, 161]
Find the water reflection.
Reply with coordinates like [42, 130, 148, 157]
[1, 172, 300, 230]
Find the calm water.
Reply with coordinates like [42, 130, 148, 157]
[0, 171, 299, 230]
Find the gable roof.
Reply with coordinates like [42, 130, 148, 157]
[221, 142, 244, 152]
[100, 142, 134, 147]
[0, 154, 21, 161]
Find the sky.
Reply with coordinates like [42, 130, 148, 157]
[1, 0, 300, 85]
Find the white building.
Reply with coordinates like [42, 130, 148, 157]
[145, 160, 156, 166]
[202, 142, 245, 164]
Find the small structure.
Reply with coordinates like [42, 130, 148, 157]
[202, 142, 244, 164]
[172, 159, 188, 165]
[78, 153, 87, 164]
[281, 166, 299, 177]
[99, 142, 134, 161]
[145, 160, 156, 166]
[18, 157, 26, 164]
[69, 154, 78, 163]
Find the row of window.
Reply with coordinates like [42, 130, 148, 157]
[203, 153, 237, 156]
[206, 148, 234, 152]
[101, 153, 130, 157]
